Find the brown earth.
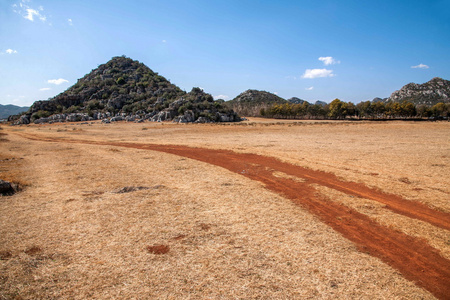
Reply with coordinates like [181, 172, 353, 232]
[1, 120, 449, 299]
[10, 127, 450, 299]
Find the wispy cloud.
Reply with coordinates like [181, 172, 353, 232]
[39, 87, 51, 91]
[411, 63, 429, 69]
[68, 18, 73, 26]
[1, 49, 18, 55]
[305, 86, 314, 91]
[318, 56, 340, 66]
[301, 69, 335, 79]
[48, 78, 69, 85]
[24, 8, 38, 21]
[162, 40, 167, 43]
[13, 0, 47, 22]
[214, 94, 230, 100]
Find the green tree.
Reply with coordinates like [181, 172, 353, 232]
[401, 101, 416, 118]
[260, 108, 266, 116]
[372, 102, 386, 118]
[386, 102, 402, 118]
[356, 101, 373, 118]
[328, 99, 348, 119]
[346, 102, 356, 117]
[431, 102, 449, 118]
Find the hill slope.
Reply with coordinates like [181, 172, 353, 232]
[387, 77, 450, 106]
[287, 97, 308, 105]
[0, 104, 29, 119]
[14, 56, 238, 124]
[226, 90, 287, 116]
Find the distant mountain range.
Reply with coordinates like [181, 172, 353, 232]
[7, 56, 448, 123]
[0, 104, 29, 119]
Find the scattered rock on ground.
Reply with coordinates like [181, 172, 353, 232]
[114, 185, 165, 193]
[0, 179, 19, 196]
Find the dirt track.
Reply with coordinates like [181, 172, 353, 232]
[14, 132, 450, 299]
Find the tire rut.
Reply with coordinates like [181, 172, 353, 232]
[14, 132, 450, 299]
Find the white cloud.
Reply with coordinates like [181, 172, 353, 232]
[305, 86, 314, 91]
[411, 64, 429, 69]
[162, 40, 167, 43]
[48, 78, 69, 85]
[3, 49, 18, 54]
[68, 18, 73, 25]
[39, 87, 51, 91]
[13, 1, 47, 22]
[319, 56, 340, 66]
[24, 8, 37, 21]
[214, 95, 230, 100]
[301, 69, 335, 79]
[285, 75, 297, 80]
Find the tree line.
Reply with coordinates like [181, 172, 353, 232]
[260, 99, 450, 120]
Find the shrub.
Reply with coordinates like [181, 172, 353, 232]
[31, 110, 51, 121]
[116, 77, 126, 85]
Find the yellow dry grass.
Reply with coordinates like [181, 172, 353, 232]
[1, 119, 448, 299]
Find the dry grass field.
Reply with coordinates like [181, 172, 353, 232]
[0, 119, 449, 299]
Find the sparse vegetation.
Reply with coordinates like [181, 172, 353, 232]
[262, 100, 450, 120]
[0, 121, 447, 299]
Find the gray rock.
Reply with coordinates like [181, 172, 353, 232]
[16, 115, 30, 125]
[0, 180, 18, 196]
[107, 95, 128, 109]
[195, 117, 210, 123]
[110, 116, 123, 122]
[115, 186, 150, 193]
[387, 77, 450, 106]
[34, 117, 49, 124]
[151, 111, 175, 122]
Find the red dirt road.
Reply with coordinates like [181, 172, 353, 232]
[14, 133, 450, 299]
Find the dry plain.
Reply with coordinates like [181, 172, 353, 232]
[0, 119, 449, 299]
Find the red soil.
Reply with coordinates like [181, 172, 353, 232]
[146, 245, 170, 255]
[15, 133, 450, 299]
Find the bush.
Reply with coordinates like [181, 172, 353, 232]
[31, 110, 51, 121]
[65, 106, 80, 114]
[178, 106, 186, 115]
[116, 77, 126, 85]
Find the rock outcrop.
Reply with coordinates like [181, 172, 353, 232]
[0, 180, 19, 196]
[12, 56, 239, 124]
[387, 77, 450, 106]
[287, 97, 308, 104]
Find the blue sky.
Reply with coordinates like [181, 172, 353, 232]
[1, 0, 449, 106]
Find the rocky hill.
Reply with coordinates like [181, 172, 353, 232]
[0, 104, 29, 119]
[225, 90, 287, 116]
[287, 97, 308, 104]
[314, 100, 327, 106]
[371, 97, 388, 103]
[12, 56, 238, 124]
[387, 77, 450, 106]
